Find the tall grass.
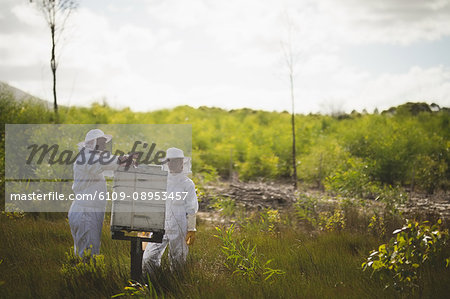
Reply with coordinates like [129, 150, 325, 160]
[0, 214, 129, 298]
[1, 212, 449, 298]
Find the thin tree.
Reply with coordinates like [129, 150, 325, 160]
[281, 14, 300, 189]
[30, 0, 78, 114]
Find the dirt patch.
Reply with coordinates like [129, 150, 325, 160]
[199, 180, 450, 222]
[400, 191, 450, 221]
[199, 181, 294, 209]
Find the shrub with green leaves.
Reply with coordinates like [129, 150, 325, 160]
[1, 204, 25, 220]
[373, 184, 407, 216]
[113, 276, 162, 299]
[60, 246, 107, 292]
[297, 139, 349, 187]
[209, 197, 236, 218]
[294, 194, 319, 228]
[259, 208, 281, 233]
[214, 224, 284, 282]
[362, 219, 450, 293]
[338, 112, 449, 192]
[294, 194, 346, 232]
[324, 157, 378, 199]
[368, 213, 386, 238]
[318, 209, 346, 232]
[413, 154, 448, 193]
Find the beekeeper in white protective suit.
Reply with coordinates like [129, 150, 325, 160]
[142, 147, 198, 274]
[68, 129, 133, 257]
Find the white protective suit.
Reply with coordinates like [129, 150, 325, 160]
[142, 171, 198, 273]
[68, 132, 120, 257]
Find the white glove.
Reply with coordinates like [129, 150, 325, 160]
[187, 213, 196, 231]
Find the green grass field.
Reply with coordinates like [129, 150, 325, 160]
[1, 209, 449, 299]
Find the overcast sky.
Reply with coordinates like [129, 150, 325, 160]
[1, 0, 450, 114]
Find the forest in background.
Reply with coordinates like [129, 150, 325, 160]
[1, 90, 448, 198]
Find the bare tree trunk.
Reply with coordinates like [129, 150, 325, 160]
[229, 148, 233, 182]
[290, 73, 297, 189]
[318, 152, 323, 189]
[31, 0, 78, 117]
[409, 160, 416, 200]
[281, 14, 299, 190]
[50, 24, 58, 114]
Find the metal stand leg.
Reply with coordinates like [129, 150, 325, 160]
[130, 237, 143, 281]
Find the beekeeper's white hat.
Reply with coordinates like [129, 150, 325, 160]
[166, 147, 184, 159]
[161, 147, 192, 174]
[161, 147, 184, 163]
[77, 129, 112, 150]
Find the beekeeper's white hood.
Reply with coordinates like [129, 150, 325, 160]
[161, 147, 192, 175]
[77, 129, 112, 150]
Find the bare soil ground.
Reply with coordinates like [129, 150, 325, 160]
[197, 179, 450, 223]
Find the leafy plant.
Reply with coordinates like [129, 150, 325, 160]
[214, 224, 284, 282]
[113, 275, 162, 298]
[368, 213, 386, 238]
[362, 219, 450, 293]
[210, 197, 236, 218]
[294, 194, 319, 228]
[324, 157, 377, 199]
[373, 185, 407, 217]
[318, 209, 346, 232]
[294, 195, 346, 232]
[2, 204, 25, 220]
[60, 246, 107, 292]
[413, 154, 448, 193]
[259, 208, 281, 233]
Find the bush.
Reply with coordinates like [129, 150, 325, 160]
[367, 213, 386, 238]
[113, 276, 162, 299]
[294, 194, 319, 228]
[362, 219, 450, 294]
[413, 154, 448, 193]
[60, 246, 107, 294]
[214, 224, 284, 282]
[1, 204, 25, 220]
[259, 208, 281, 233]
[318, 209, 346, 232]
[324, 157, 378, 199]
[209, 197, 236, 218]
[294, 194, 346, 232]
[297, 139, 349, 187]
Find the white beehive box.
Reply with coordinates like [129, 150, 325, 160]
[111, 164, 167, 233]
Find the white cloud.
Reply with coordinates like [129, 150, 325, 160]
[0, 0, 449, 114]
[357, 66, 450, 109]
[319, 0, 450, 45]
